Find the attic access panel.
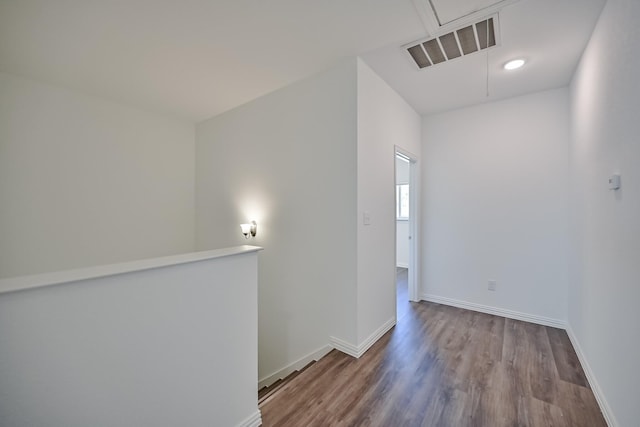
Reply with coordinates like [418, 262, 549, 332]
[404, 15, 498, 70]
[430, 0, 505, 25]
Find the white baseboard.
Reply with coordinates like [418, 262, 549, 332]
[236, 410, 262, 427]
[357, 317, 396, 357]
[328, 335, 359, 357]
[419, 293, 566, 329]
[330, 317, 396, 358]
[258, 317, 395, 390]
[258, 344, 333, 390]
[565, 325, 618, 427]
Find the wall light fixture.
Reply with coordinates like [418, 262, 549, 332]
[240, 221, 257, 239]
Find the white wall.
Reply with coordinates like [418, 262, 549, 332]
[396, 157, 410, 268]
[356, 59, 421, 343]
[0, 249, 261, 427]
[421, 88, 570, 323]
[196, 59, 358, 381]
[0, 72, 195, 278]
[569, 0, 640, 425]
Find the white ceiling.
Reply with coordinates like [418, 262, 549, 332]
[361, 0, 606, 116]
[430, 0, 505, 25]
[0, 0, 605, 122]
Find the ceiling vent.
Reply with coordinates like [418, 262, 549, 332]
[405, 15, 499, 69]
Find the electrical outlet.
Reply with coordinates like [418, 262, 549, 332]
[488, 280, 497, 291]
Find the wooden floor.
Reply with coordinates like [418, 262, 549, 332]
[260, 295, 607, 426]
[396, 267, 409, 321]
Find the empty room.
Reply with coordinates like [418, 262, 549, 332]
[0, 0, 638, 426]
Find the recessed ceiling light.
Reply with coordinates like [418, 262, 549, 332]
[504, 59, 525, 70]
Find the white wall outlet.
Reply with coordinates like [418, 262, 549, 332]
[488, 280, 497, 291]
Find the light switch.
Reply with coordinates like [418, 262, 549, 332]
[608, 174, 621, 190]
[363, 211, 371, 225]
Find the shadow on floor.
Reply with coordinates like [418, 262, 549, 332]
[396, 267, 409, 321]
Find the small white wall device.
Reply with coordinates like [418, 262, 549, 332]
[608, 174, 621, 190]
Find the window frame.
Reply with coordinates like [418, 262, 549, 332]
[396, 183, 410, 220]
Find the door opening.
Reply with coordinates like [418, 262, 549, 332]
[395, 147, 419, 321]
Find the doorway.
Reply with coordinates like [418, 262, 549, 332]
[395, 147, 419, 322]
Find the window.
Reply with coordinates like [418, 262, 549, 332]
[396, 184, 409, 220]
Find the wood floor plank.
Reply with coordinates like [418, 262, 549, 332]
[259, 301, 608, 427]
[556, 380, 608, 427]
[503, 318, 534, 398]
[529, 322, 560, 405]
[486, 362, 520, 426]
[546, 326, 590, 388]
[517, 396, 565, 427]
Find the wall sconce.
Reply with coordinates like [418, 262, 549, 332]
[240, 221, 257, 239]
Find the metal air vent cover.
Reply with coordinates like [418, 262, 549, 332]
[405, 15, 499, 69]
